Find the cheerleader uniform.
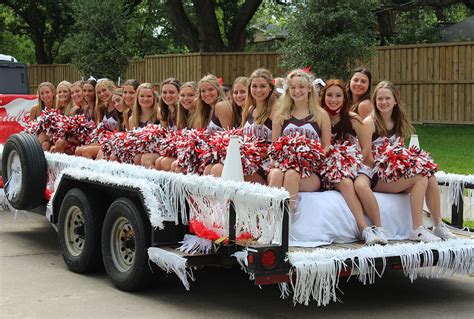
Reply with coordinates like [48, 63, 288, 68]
[206, 108, 224, 133]
[102, 108, 120, 131]
[243, 108, 272, 143]
[243, 108, 272, 178]
[359, 127, 397, 188]
[281, 115, 321, 140]
[138, 120, 161, 128]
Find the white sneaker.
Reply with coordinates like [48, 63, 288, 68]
[409, 226, 441, 242]
[432, 222, 456, 240]
[374, 226, 389, 244]
[362, 226, 387, 245]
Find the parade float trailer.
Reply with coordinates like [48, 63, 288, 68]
[1, 131, 473, 306]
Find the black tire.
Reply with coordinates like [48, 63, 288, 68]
[102, 198, 152, 291]
[1, 133, 47, 210]
[58, 188, 104, 273]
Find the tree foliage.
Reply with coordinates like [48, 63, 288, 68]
[0, 0, 74, 64]
[279, 0, 378, 80]
[68, 0, 134, 80]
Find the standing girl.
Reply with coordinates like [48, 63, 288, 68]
[354, 81, 454, 242]
[320, 79, 387, 245]
[268, 69, 331, 211]
[347, 67, 374, 119]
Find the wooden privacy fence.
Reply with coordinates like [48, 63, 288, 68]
[28, 42, 473, 124]
[362, 42, 473, 124]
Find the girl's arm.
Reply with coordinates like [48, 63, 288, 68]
[362, 115, 376, 166]
[351, 114, 371, 163]
[215, 101, 233, 129]
[319, 110, 331, 153]
[357, 99, 374, 120]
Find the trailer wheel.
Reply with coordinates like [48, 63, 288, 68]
[58, 188, 104, 273]
[102, 198, 152, 291]
[1, 133, 47, 210]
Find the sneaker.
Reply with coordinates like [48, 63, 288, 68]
[432, 222, 456, 240]
[409, 225, 441, 242]
[374, 226, 389, 244]
[362, 226, 387, 245]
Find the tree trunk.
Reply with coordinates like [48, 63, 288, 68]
[227, 0, 263, 51]
[192, 0, 226, 51]
[167, 0, 200, 52]
[376, 9, 396, 45]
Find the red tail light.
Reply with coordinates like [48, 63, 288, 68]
[247, 254, 254, 266]
[261, 249, 277, 270]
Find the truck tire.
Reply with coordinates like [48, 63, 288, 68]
[102, 198, 153, 291]
[58, 188, 104, 273]
[1, 133, 47, 210]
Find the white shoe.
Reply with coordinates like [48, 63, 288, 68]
[362, 226, 387, 245]
[409, 226, 441, 242]
[374, 226, 388, 244]
[432, 222, 456, 240]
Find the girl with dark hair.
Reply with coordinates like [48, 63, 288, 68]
[347, 67, 373, 119]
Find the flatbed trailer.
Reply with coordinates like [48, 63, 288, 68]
[1, 133, 473, 306]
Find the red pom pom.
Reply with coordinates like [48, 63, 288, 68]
[268, 132, 325, 177]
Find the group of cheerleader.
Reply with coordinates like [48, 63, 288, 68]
[26, 67, 454, 245]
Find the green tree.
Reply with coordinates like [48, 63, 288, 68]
[0, 0, 74, 64]
[68, 0, 135, 80]
[280, 0, 378, 80]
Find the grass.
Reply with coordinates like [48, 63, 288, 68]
[410, 124, 474, 175]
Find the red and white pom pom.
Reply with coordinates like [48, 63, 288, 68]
[176, 129, 212, 175]
[24, 118, 43, 135]
[37, 109, 68, 143]
[408, 146, 438, 178]
[158, 129, 183, 158]
[268, 132, 326, 178]
[207, 129, 268, 175]
[373, 137, 412, 183]
[89, 122, 110, 144]
[319, 140, 363, 189]
[67, 115, 97, 145]
[240, 134, 269, 175]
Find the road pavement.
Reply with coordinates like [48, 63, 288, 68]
[1, 209, 473, 318]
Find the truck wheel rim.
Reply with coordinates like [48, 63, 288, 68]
[6, 150, 22, 201]
[110, 217, 135, 272]
[64, 206, 85, 257]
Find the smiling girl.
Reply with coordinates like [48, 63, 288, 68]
[347, 67, 374, 119]
[268, 70, 331, 210]
[320, 79, 386, 245]
[354, 81, 454, 242]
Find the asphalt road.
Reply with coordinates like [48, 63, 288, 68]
[1, 209, 473, 319]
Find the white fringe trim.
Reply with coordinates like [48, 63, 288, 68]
[286, 239, 474, 306]
[178, 234, 213, 255]
[148, 247, 194, 290]
[435, 171, 474, 207]
[231, 250, 248, 273]
[44, 152, 289, 245]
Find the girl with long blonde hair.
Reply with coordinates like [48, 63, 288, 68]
[268, 69, 331, 211]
